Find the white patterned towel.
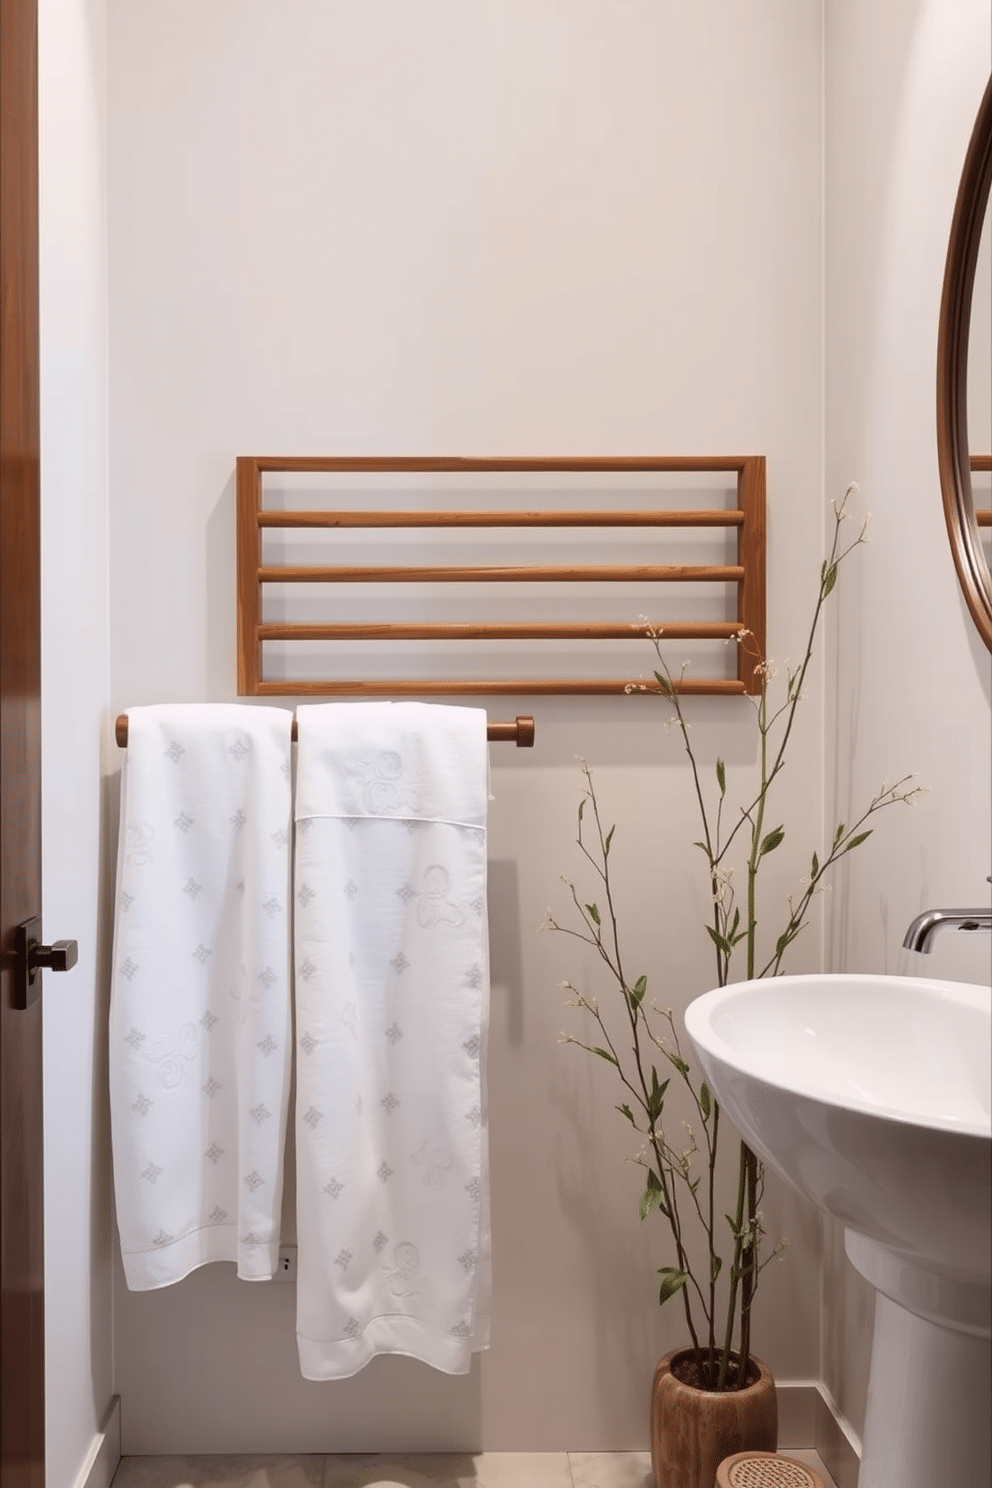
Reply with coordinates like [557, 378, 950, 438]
[109, 704, 294, 1290]
[294, 702, 491, 1379]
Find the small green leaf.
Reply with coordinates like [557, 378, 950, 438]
[653, 670, 673, 696]
[578, 798, 585, 822]
[586, 902, 601, 926]
[822, 562, 838, 597]
[833, 821, 845, 845]
[706, 924, 733, 957]
[616, 1103, 636, 1126]
[604, 825, 615, 856]
[667, 1054, 690, 1076]
[775, 928, 795, 958]
[700, 1082, 711, 1120]
[710, 1253, 723, 1283]
[759, 826, 785, 857]
[646, 1068, 671, 1120]
[716, 758, 726, 796]
[639, 1169, 664, 1221]
[657, 1267, 689, 1305]
[592, 1046, 617, 1066]
[841, 829, 873, 855]
[639, 1189, 661, 1222]
[811, 850, 819, 878]
[627, 980, 646, 1014]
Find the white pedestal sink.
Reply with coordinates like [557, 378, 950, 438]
[684, 974, 991, 1488]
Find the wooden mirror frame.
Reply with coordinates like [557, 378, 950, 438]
[937, 72, 992, 653]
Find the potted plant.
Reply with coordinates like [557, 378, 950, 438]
[543, 488, 922, 1488]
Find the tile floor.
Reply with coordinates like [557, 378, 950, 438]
[111, 1448, 837, 1488]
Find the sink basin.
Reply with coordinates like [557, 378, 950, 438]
[684, 973, 990, 1288]
[684, 974, 991, 1488]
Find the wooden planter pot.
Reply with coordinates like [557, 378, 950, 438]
[650, 1349, 777, 1488]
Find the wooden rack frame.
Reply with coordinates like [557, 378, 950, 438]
[236, 455, 766, 697]
[973, 455, 992, 527]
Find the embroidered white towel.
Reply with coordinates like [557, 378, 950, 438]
[294, 701, 491, 1379]
[109, 704, 294, 1290]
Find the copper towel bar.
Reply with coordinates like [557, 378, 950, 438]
[114, 713, 535, 749]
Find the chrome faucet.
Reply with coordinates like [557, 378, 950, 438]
[903, 907, 992, 953]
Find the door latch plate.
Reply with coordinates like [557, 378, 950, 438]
[15, 917, 44, 1010]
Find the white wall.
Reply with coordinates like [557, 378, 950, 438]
[823, 0, 992, 1441]
[38, 0, 115, 1482]
[35, 0, 988, 1471]
[106, 0, 829, 1453]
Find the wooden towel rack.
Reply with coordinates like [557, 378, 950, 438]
[114, 713, 535, 748]
[972, 454, 991, 527]
[236, 455, 766, 697]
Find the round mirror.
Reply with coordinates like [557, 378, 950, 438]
[937, 73, 992, 651]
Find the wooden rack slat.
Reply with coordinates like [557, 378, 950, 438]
[251, 678, 748, 698]
[258, 563, 746, 585]
[258, 508, 745, 529]
[258, 621, 743, 642]
[247, 454, 761, 474]
[236, 454, 767, 698]
[972, 455, 991, 526]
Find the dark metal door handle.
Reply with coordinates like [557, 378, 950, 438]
[30, 938, 78, 973]
[14, 918, 78, 1009]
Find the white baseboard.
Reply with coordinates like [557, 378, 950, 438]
[73, 1396, 121, 1488]
[814, 1385, 862, 1488]
[71, 1386, 856, 1486]
[775, 1382, 860, 1488]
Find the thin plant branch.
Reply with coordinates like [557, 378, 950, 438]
[546, 488, 921, 1391]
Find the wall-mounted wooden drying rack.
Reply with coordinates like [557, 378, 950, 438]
[236, 455, 766, 698]
[114, 713, 535, 748]
[973, 455, 991, 527]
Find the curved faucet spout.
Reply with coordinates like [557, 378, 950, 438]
[903, 908, 992, 953]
